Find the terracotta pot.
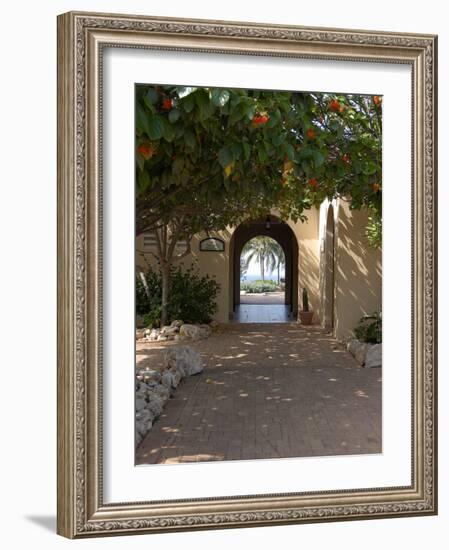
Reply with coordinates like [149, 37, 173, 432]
[298, 310, 314, 325]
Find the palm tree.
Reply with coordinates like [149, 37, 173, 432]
[242, 237, 285, 282]
[270, 241, 285, 284]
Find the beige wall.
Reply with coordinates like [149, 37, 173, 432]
[136, 229, 232, 323]
[137, 212, 321, 324]
[287, 209, 321, 317]
[136, 201, 381, 337]
[332, 201, 382, 341]
[189, 230, 232, 323]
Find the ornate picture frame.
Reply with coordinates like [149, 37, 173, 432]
[57, 11, 437, 538]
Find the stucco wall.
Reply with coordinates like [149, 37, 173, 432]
[333, 200, 382, 341]
[136, 229, 232, 323]
[288, 209, 321, 318]
[136, 211, 322, 324]
[136, 202, 380, 334]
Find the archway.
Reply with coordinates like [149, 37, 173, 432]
[240, 235, 286, 304]
[229, 217, 299, 320]
[323, 205, 335, 330]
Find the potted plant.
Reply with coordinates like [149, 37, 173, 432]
[298, 287, 314, 325]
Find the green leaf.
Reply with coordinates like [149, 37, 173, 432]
[138, 170, 150, 192]
[195, 90, 214, 121]
[218, 147, 233, 168]
[182, 94, 195, 113]
[242, 141, 251, 160]
[362, 162, 377, 175]
[312, 150, 325, 167]
[177, 86, 197, 98]
[257, 143, 268, 162]
[136, 104, 150, 136]
[284, 143, 295, 161]
[230, 143, 243, 159]
[172, 157, 185, 175]
[147, 114, 164, 140]
[136, 153, 144, 171]
[184, 129, 196, 149]
[272, 133, 286, 147]
[228, 102, 248, 125]
[168, 109, 181, 123]
[162, 118, 175, 142]
[246, 104, 256, 120]
[211, 89, 230, 107]
[145, 87, 159, 105]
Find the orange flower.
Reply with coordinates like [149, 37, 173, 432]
[306, 128, 316, 140]
[329, 99, 341, 112]
[373, 95, 382, 107]
[252, 114, 270, 126]
[308, 177, 318, 187]
[162, 98, 173, 110]
[342, 153, 350, 164]
[137, 144, 154, 159]
[372, 182, 381, 193]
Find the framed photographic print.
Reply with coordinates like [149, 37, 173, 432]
[57, 11, 437, 538]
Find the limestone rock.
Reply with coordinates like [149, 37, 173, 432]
[161, 369, 182, 389]
[170, 319, 183, 328]
[347, 339, 368, 365]
[136, 329, 146, 341]
[146, 394, 165, 417]
[135, 398, 147, 411]
[160, 325, 179, 337]
[354, 343, 368, 365]
[137, 369, 161, 385]
[179, 324, 202, 340]
[136, 419, 152, 437]
[152, 384, 170, 402]
[365, 343, 382, 368]
[164, 346, 204, 376]
[136, 408, 154, 424]
[347, 339, 359, 356]
[179, 323, 212, 340]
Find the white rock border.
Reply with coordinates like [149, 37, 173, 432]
[347, 338, 382, 368]
[135, 345, 204, 447]
[136, 320, 214, 342]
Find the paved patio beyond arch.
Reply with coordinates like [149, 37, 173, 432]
[136, 324, 381, 465]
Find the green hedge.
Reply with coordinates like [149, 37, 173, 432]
[240, 279, 279, 294]
[136, 266, 220, 327]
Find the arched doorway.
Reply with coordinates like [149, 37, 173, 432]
[229, 217, 299, 321]
[323, 205, 335, 330]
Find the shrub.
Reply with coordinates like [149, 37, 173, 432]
[136, 266, 220, 326]
[240, 280, 279, 293]
[354, 311, 382, 343]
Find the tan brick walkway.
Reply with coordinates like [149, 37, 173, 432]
[136, 324, 381, 464]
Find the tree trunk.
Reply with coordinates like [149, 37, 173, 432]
[160, 264, 170, 327]
[260, 258, 265, 281]
[277, 263, 280, 284]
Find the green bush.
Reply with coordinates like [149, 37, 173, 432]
[136, 266, 220, 326]
[240, 280, 279, 294]
[354, 311, 382, 343]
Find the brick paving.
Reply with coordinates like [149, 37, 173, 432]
[136, 323, 382, 464]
